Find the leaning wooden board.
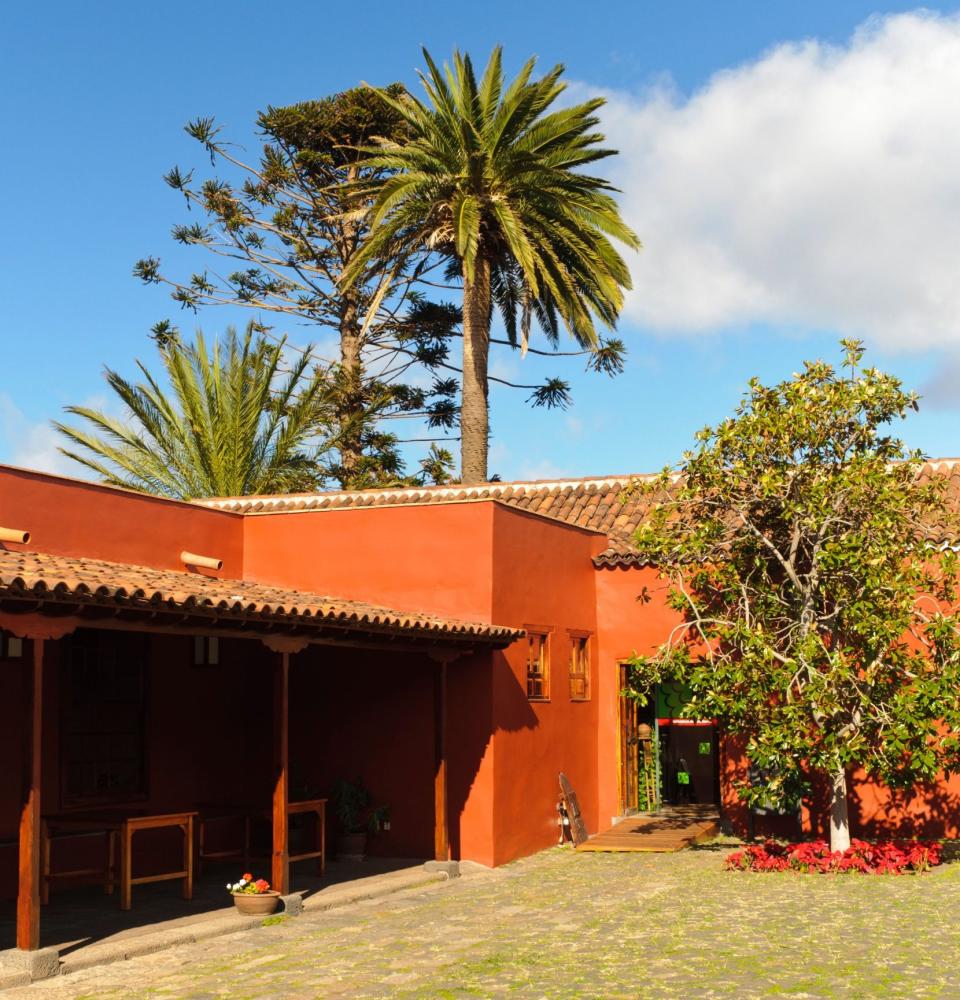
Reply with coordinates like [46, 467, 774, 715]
[558, 772, 589, 846]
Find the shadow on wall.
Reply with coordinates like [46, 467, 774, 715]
[722, 734, 960, 843]
[847, 778, 960, 842]
[288, 645, 538, 864]
[448, 649, 538, 861]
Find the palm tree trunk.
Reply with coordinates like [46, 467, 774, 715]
[828, 766, 850, 852]
[460, 259, 491, 484]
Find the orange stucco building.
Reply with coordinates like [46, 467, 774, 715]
[3, 459, 960, 951]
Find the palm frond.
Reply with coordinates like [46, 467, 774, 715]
[56, 322, 335, 499]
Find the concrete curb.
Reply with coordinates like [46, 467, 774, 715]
[17, 868, 451, 985]
[301, 869, 446, 914]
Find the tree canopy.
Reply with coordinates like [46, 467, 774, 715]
[137, 71, 631, 486]
[343, 46, 639, 482]
[627, 340, 960, 850]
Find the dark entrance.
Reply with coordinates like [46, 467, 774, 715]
[659, 722, 719, 805]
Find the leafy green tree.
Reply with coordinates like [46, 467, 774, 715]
[627, 340, 960, 850]
[343, 47, 640, 483]
[55, 324, 334, 499]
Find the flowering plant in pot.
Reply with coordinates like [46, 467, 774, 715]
[332, 778, 389, 860]
[227, 873, 280, 914]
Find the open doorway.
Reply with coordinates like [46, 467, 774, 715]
[617, 664, 660, 815]
[658, 722, 719, 805]
[656, 679, 719, 805]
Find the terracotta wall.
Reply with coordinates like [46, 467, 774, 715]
[0, 466, 243, 577]
[488, 506, 605, 864]
[287, 644, 497, 863]
[240, 500, 505, 866]
[241, 502, 495, 621]
[243, 500, 610, 866]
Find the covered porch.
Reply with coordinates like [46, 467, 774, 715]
[0, 547, 520, 957]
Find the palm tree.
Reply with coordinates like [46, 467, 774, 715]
[343, 47, 640, 483]
[55, 323, 334, 499]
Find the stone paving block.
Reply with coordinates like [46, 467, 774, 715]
[0, 968, 31, 991]
[9, 843, 960, 999]
[423, 860, 460, 877]
[0, 945, 60, 982]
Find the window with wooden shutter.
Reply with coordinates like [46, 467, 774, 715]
[568, 632, 591, 701]
[526, 630, 550, 700]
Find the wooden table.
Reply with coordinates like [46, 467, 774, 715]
[42, 810, 196, 911]
[286, 798, 326, 875]
[197, 798, 326, 877]
[197, 807, 252, 875]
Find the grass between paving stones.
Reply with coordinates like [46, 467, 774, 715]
[37, 841, 960, 999]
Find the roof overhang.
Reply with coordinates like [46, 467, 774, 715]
[0, 550, 522, 652]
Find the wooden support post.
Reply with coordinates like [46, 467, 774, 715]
[17, 638, 44, 950]
[272, 650, 290, 895]
[433, 657, 450, 863]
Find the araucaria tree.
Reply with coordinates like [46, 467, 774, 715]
[136, 86, 459, 489]
[55, 324, 333, 499]
[345, 47, 640, 483]
[628, 340, 960, 851]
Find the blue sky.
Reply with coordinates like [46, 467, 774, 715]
[3, 1, 959, 482]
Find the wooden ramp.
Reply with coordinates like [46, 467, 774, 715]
[576, 805, 720, 853]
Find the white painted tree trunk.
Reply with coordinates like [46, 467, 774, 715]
[829, 767, 850, 852]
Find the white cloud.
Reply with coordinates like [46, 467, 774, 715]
[0, 394, 77, 477]
[593, 11, 960, 351]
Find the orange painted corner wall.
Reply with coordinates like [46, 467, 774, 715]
[488, 505, 604, 865]
[241, 502, 495, 622]
[0, 466, 244, 577]
[594, 564, 683, 825]
[240, 500, 502, 865]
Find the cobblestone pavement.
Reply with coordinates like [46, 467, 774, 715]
[10, 842, 960, 999]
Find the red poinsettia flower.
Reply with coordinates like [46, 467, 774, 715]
[725, 838, 942, 875]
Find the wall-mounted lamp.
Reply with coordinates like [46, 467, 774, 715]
[180, 550, 223, 571]
[0, 527, 30, 544]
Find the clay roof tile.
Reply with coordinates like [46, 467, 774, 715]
[0, 550, 521, 645]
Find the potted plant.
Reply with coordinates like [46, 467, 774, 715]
[227, 873, 280, 915]
[332, 778, 389, 861]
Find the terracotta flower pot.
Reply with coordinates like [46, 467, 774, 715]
[338, 831, 368, 861]
[232, 891, 280, 916]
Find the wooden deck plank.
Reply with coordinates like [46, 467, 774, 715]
[576, 806, 720, 854]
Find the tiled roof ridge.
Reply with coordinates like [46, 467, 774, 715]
[198, 472, 664, 513]
[198, 458, 960, 513]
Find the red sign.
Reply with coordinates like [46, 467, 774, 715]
[656, 718, 717, 727]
